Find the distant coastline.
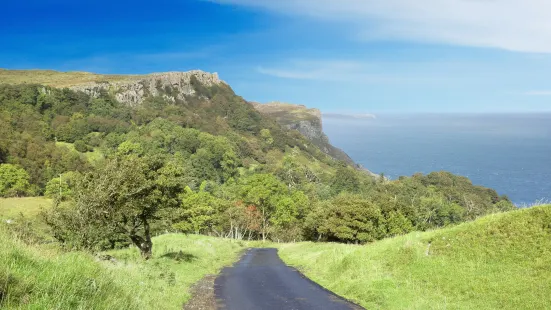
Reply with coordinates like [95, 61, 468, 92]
[323, 113, 376, 120]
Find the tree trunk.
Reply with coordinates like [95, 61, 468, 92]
[129, 217, 153, 260]
[262, 207, 267, 242]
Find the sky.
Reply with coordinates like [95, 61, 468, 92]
[1, 0, 551, 113]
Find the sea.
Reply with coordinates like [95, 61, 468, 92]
[323, 113, 551, 206]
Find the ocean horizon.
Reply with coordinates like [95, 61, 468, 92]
[323, 113, 551, 206]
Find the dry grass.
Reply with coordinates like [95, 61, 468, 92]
[252, 101, 321, 122]
[0, 69, 142, 88]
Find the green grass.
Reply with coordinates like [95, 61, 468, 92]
[0, 197, 249, 308]
[103, 234, 248, 308]
[0, 197, 53, 238]
[277, 205, 551, 309]
[56, 141, 104, 162]
[1, 232, 247, 309]
[0, 197, 51, 220]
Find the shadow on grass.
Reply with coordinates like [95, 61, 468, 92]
[160, 251, 198, 262]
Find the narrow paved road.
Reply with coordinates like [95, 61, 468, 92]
[214, 248, 362, 310]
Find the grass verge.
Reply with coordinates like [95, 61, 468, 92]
[277, 205, 551, 309]
[0, 231, 247, 309]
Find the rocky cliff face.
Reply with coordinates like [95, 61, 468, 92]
[251, 102, 324, 140]
[250, 101, 360, 166]
[69, 71, 224, 107]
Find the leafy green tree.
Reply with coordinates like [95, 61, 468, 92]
[0, 164, 32, 197]
[311, 193, 386, 243]
[260, 128, 274, 150]
[46, 155, 182, 259]
[239, 174, 288, 241]
[44, 171, 81, 201]
[173, 186, 225, 234]
[385, 211, 414, 236]
[331, 166, 360, 194]
[415, 195, 465, 230]
[73, 140, 89, 153]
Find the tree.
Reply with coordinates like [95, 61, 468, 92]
[44, 171, 81, 201]
[0, 164, 32, 197]
[385, 211, 414, 236]
[47, 155, 181, 259]
[312, 193, 386, 243]
[269, 191, 310, 242]
[239, 174, 288, 241]
[73, 140, 89, 153]
[172, 186, 225, 234]
[331, 166, 360, 194]
[260, 128, 274, 150]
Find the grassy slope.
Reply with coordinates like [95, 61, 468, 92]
[278, 205, 551, 310]
[0, 197, 51, 220]
[0, 69, 140, 88]
[56, 141, 104, 162]
[1, 232, 247, 309]
[0, 197, 54, 238]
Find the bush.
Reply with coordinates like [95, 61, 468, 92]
[73, 140, 89, 153]
[0, 164, 32, 197]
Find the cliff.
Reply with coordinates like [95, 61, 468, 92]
[69, 71, 224, 107]
[0, 69, 224, 107]
[250, 101, 360, 167]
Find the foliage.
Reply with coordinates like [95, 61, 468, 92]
[44, 171, 81, 201]
[172, 186, 226, 234]
[0, 164, 32, 197]
[45, 155, 185, 258]
[308, 193, 386, 243]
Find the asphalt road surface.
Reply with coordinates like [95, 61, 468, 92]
[214, 248, 363, 310]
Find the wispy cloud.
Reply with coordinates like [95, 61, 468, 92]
[256, 59, 450, 84]
[257, 60, 369, 81]
[211, 0, 551, 53]
[525, 91, 551, 96]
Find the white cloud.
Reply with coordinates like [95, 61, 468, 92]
[257, 60, 368, 81]
[525, 90, 551, 96]
[256, 59, 441, 84]
[211, 0, 551, 53]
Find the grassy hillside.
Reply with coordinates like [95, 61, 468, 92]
[0, 69, 140, 88]
[56, 141, 104, 162]
[0, 197, 51, 219]
[278, 205, 551, 309]
[0, 231, 247, 309]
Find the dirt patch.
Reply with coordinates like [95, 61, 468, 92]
[183, 274, 216, 310]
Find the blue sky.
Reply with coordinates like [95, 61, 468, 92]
[1, 0, 551, 113]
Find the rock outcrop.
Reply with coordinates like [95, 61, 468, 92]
[251, 101, 360, 166]
[69, 70, 224, 107]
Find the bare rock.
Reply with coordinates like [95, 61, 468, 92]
[70, 70, 224, 107]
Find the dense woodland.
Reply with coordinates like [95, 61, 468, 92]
[0, 79, 514, 258]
